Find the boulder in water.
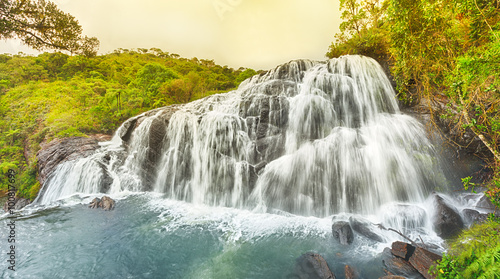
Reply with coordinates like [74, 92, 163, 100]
[476, 194, 496, 211]
[89, 196, 115, 211]
[349, 216, 384, 242]
[462, 208, 488, 226]
[332, 221, 354, 245]
[287, 252, 336, 279]
[431, 194, 464, 239]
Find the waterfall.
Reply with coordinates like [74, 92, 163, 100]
[36, 55, 444, 217]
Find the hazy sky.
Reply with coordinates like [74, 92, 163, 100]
[0, 0, 342, 70]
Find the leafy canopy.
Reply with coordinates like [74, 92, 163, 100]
[0, 0, 99, 56]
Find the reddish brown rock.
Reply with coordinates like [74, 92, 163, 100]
[89, 196, 116, 211]
[408, 247, 442, 279]
[383, 247, 423, 279]
[387, 242, 442, 279]
[391, 241, 414, 260]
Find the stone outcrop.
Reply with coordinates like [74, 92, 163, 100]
[432, 194, 464, 239]
[37, 135, 111, 187]
[287, 252, 336, 279]
[89, 196, 115, 211]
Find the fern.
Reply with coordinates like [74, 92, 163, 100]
[433, 220, 500, 279]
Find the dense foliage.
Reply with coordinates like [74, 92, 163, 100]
[0, 49, 257, 199]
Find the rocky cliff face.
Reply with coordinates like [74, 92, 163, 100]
[36, 135, 111, 199]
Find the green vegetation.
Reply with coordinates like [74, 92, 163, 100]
[431, 220, 500, 278]
[0, 49, 257, 199]
[327, 0, 500, 277]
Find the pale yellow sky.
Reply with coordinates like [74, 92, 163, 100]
[0, 0, 341, 70]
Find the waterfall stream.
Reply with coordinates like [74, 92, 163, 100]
[8, 55, 495, 278]
[36, 55, 444, 217]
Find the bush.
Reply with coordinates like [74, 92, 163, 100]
[432, 220, 500, 278]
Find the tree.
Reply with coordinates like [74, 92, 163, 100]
[0, 0, 99, 55]
[338, 0, 368, 37]
[326, 0, 389, 61]
[132, 63, 179, 106]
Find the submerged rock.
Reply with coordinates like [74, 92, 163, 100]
[287, 252, 336, 279]
[89, 196, 115, 211]
[432, 194, 464, 239]
[332, 221, 354, 245]
[344, 265, 359, 279]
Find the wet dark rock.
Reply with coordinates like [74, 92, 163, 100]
[89, 196, 115, 211]
[287, 252, 336, 279]
[462, 208, 489, 225]
[36, 135, 112, 200]
[118, 117, 138, 142]
[332, 221, 354, 245]
[432, 194, 464, 239]
[349, 216, 384, 242]
[254, 161, 267, 173]
[379, 276, 408, 279]
[37, 136, 111, 187]
[476, 195, 496, 211]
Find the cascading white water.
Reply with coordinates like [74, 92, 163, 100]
[36, 55, 444, 217]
